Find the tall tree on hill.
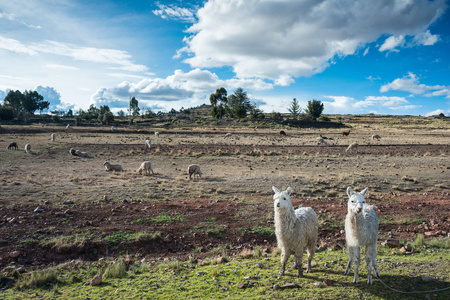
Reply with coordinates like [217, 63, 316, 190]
[288, 98, 301, 119]
[305, 99, 324, 121]
[129, 96, 140, 117]
[225, 87, 253, 119]
[210, 87, 227, 119]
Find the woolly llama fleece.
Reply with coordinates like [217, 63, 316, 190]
[272, 186, 318, 277]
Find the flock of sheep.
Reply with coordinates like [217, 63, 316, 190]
[273, 185, 379, 285]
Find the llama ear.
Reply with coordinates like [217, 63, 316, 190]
[347, 187, 355, 197]
[286, 187, 292, 195]
[360, 187, 369, 196]
[272, 186, 280, 194]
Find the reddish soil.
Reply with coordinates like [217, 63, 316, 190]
[1, 193, 449, 270]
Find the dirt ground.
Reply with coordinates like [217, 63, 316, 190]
[0, 124, 449, 270]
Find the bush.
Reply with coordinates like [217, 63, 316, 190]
[318, 115, 330, 122]
[0, 107, 14, 120]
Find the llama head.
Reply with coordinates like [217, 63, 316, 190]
[103, 161, 110, 166]
[272, 186, 293, 210]
[347, 187, 368, 214]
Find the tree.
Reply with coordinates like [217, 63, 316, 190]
[102, 111, 114, 125]
[0, 106, 14, 120]
[66, 109, 73, 117]
[23, 90, 49, 114]
[248, 105, 264, 119]
[225, 88, 252, 119]
[117, 110, 125, 118]
[143, 108, 155, 119]
[304, 99, 324, 121]
[129, 97, 140, 117]
[209, 87, 228, 119]
[3, 90, 23, 116]
[288, 98, 301, 119]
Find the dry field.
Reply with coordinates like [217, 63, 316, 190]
[0, 121, 449, 270]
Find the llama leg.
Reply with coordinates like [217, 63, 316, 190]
[294, 249, 304, 277]
[306, 243, 315, 273]
[344, 246, 354, 275]
[366, 244, 380, 283]
[279, 248, 290, 276]
[353, 247, 361, 284]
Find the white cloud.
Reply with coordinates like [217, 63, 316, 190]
[0, 12, 41, 29]
[44, 64, 79, 71]
[180, 0, 446, 83]
[379, 35, 405, 52]
[152, 3, 196, 23]
[380, 73, 448, 97]
[366, 75, 381, 82]
[91, 68, 273, 110]
[323, 96, 357, 113]
[0, 35, 37, 55]
[425, 109, 449, 117]
[35, 86, 74, 111]
[413, 30, 439, 46]
[355, 96, 421, 110]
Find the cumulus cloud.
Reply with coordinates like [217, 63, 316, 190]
[355, 96, 421, 110]
[380, 73, 449, 97]
[323, 96, 357, 113]
[152, 3, 197, 23]
[425, 109, 449, 117]
[413, 30, 440, 46]
[379, 35, 405, 52]
[35, 86, 74, 111]
[91, 68, 273, 111]
[180, 0, 446, 83]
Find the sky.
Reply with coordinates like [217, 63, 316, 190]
[0, 0, 449, 116]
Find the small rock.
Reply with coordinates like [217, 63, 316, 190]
[237, 237, 244, 243]
[34, 207, 43, 213]
[64, 200, 74, 204]
[163, 235, 172, 243]
[44, 200, 51, 205]
[90, 274, 102, 286]
[255, 262, 264, 268]
[281, 283, 299, 289]
[422, 277, 434, 283]
[323, 279, 332, 286]
[273, 284, 280, 290]
[196, 272, 205, 276]
[381, 239, 400, 248]
[217, 257, 224, 264]
[9, 251, 20, 259]
[313, 282, 323, 288]
[237, 282, 246, 289]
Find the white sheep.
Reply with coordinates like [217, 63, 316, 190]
[111, 126, 119, 131]
[24, 144, 31, 153]
[155, 131, 159, 137]
[103, 161, 123, 172]
[371, 134, 381, 141]
[137, 161, 153, 176]
[145, 139, 151, 149]
[345, 142, 359, 153]
[316, 136, 328, 145]
[188, 164, 202, 180]
[344, 187, 380, 285]
[272, 186, 318, 277]
[224, 132, 232, 138]
[51, 133, 56, 142]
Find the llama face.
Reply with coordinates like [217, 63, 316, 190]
[273, 186, 292, 209]
[347, 187, 368, 214]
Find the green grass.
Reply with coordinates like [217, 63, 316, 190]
[6, 242, 450, 299]
[150, 212, 186, 223]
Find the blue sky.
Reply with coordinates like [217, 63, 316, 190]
[1, 0, 449, 116]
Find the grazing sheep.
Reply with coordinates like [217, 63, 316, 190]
[345, 142, 359, 153]
[155, 131, 159, 137]
[69, 148, 78, 156]
[188, 164, 202, 180]
[344, 187, 380, 285]
[224, 132, 232, 138]
[342, 130, 351, 136]
[371, 134, 381, 141]
[75, 150, 89, 158]
[319, 134, 328, 139]
[145, 139, 151, 149]
[24, 144, 31, 153]
[316, 136, 328, 145]
[272, 186, 318, 277]
[279, 130, 286, 136]
[51, 133, 56, 142]
[7, 142, 18, 150]
[137, 161, 154, 176]
[111, 126, 119, 131]
[103, 161, 123, 172]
